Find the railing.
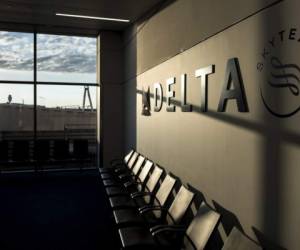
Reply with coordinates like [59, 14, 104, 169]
[0, 129, 97, 172]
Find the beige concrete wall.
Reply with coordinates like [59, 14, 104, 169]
[124, 0, 300, 249]
[123, 0, 276, 80]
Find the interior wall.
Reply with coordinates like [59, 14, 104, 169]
[123, 0, 300, 249]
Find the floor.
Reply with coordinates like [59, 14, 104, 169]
[0, 169, 119, 250]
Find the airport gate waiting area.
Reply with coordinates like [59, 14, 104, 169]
[0, 0, 299, 249]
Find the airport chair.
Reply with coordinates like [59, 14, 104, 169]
[102, 154, 145, 196]
[111, 149, 135, 167]
[99, 149, 134, 174]
[106, 165, 163, 214]
[0, 141, 9, 164]
[109, 173, 176, 211]
[105, 159, 153, 197]
[130, 165, 164, 206]
[73, 139, 89, 161]
[53, 139, 69, 161]
[113, 185, 194, 228]
[101, 151, 138, 180]
[222, 227, 262, 250]
[35, 140, 50, 163]
[101, 152, 140, 180]
[118, 202, 220, 250]
[12, 140, 30, 163]
[103, 155, 145, 187]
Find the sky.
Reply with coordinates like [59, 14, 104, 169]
[0, 31, 97, 107]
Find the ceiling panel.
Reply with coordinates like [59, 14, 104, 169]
[0, 0, 168, 35]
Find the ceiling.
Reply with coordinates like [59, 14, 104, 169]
[0, 0, 168, 35]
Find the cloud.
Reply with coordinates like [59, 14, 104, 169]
[0, 32, 96, 74]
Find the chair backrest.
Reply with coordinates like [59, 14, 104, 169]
[73, 139, 89, 159]
[124, 149, 134, 164]
[167, 185, 194, 225]
[184, 202, 220, 250]
[145, 165, 163, 193]
[131, 155, 145, 176]
[53, 139, 69, 160]
[0, 141, 9, 161]
[154, 174, 176, 207]
[12, 140, 30, 161]
[138, 160, 153, 184]
[222, 227, 262, 250]
[127, 152, 139, 169]
[36, 140, 50, 161]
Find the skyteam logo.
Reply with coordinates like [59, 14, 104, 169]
[257, 27, 300, 118]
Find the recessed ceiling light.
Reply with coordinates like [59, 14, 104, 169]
[56, 13, 130, 23]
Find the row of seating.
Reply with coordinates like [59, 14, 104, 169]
[0, 139, 93, 165]
[99, 150, 262, 250]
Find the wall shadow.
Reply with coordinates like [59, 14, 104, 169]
[122, 0, 176, 153]
[136, 86, 291, 248]
[212, 200, 244, 236]
[252, 227, 287, 250]
[136, 90, 300, 147]
[259, 1, 289, 249]
[125, 0, 297, 249]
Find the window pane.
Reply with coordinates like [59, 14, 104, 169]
[37, 34, 97, 83]
[37, 85, 97, 169]
[0, 84, 34, 170]
[0, 31, 33, 81]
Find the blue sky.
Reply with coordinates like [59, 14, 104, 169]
[0, 31, 97, 107]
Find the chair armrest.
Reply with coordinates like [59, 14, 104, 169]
[138, 204, 160, 212]
[151, 225, 186, 237]
[124, 180, 142, 188]
[150, 224, 185, 233]
[130, 191, 152, 199]
[139, 206, 167, 215]
[119, 172, 133, 177]
[114, 166, 128, 173]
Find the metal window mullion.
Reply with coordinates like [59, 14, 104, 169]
[33, 31, 37, 171]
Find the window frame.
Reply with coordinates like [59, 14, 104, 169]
[0, 29, 100, 170]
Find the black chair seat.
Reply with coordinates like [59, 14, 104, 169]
[101, 173, 115, 180]
[113, 209, 144, 226]
[103, 179, 120, 187]
[113, 207, 160, 227]
[109, 196, 136, 209]
[118, 172, 133, 180]
[107, 191, 149, 208]
[106, 186, 128, 196]
[134, 196, 150, 208]
[118, 202, 220, 250]
[99, 168, 112, 173]
[118, 227, 157, 250]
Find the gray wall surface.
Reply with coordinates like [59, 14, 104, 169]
[99, 31, 124, 167]
[123, 0, 276, 80]
[123, 0, 300, 249]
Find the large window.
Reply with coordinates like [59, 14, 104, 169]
[37, 85, 97, 169]
[0, 31, 33, 81]
[0, 31, 98, 171]
[0, 84, 34, 170]
[37, 34, 97, 83]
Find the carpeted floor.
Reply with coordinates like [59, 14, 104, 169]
[0, 170, 120, 250]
